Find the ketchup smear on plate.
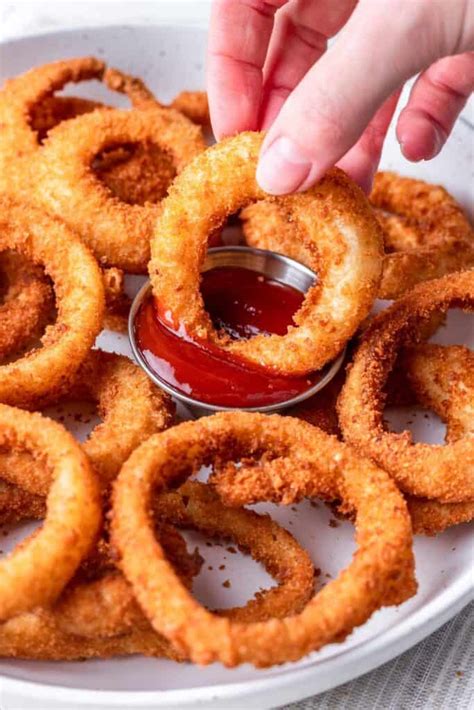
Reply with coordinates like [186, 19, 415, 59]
[134, 266, 319, 407]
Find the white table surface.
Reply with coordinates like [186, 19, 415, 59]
[0, 3, 472, 709]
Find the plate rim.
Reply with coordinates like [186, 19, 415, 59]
[0, 572, 472, 706]
[0, 23, 472, 708]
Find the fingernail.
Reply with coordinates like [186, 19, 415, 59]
[256, 137, 312, 195]
[425, 126, 445, 159]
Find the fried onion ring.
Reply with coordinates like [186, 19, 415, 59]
[54, 481, 314, 640]
[0, 57, 156, 196]
[0, 479, 314, 656]
[398, 343, 474, 533]
[371, 173, 474, 298]
[338, 270, 474, 503]
[150, 132, 383, 375]
[0, 404, 101, 621]
[28, 94, 179, 210]
[112, 412, 415, 667]
[291, 346, 473, 535]
[0, 250, 54, 360]
[0, 196, 104, 407]
[34, 107, 206, 272]
[0, 350, 174, 495]
[288, 336, 474, 535]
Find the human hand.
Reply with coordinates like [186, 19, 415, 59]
[207, 0, 474, 194]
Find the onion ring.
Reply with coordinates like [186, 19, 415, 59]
[0, 349, 174, 495]
[242, 173, 474, 300]
[34, 107, 206, 272]
[111, 412, 415, 667]
[287, 342, 474, 535]
[0, 57, 156, 196]
[0, 250, 54, 360]
[0, 404, 101, 621]
[338, 270, 474, 503]
[371, 172, 474, 298]
[32, 98, 182, 208]
[53, 480, 314, 640]
[150, 132, 383, 375]
[0, 479, 314, 659]
[0, 196, 104, 407]
[398, 343, 474, 533]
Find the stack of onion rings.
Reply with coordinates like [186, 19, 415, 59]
[150, 132, 383, 375]
[0, 57, 155, 195]
[112, 412, 415, 667]
[0, 475, 316, 660]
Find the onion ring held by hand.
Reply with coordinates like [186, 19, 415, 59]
[0, 250, 54, 360]
[112, 412, 415, 667]
[0, 404, 101, 621]
[338, 270, 474, 503]
[242, 173, 474, 301]
[0, 350, 174, 495]
[150, 132, 383, 375]
[0, 196, 104, 407]
[34, 107, 206, 272]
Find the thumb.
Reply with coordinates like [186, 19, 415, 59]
[256, 0, 467, 195]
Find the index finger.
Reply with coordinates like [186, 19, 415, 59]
[207, 0, 287, 139]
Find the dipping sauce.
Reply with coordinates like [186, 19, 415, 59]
[134, 266, 319, 408]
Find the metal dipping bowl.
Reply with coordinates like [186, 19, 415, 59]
[129, 246, 346, 416]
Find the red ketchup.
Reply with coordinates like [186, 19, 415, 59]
[134, 266, 318, 407]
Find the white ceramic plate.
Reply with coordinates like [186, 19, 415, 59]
[0, 24, 473, 710]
